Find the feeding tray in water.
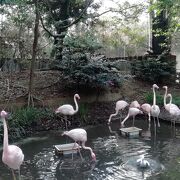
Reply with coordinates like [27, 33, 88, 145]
[54, 143, 81, 156]
[120, 127, 142, 138]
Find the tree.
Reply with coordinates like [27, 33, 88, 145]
[150, 0, 180, 55]
[28, 0, 40, 106]
[40, 0, 146, 62]
[39, 0, 96, 62]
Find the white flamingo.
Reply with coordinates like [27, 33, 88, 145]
[121, 107, 143, 127]
[62, 128, 96, 161]
[150, 84, 160, 127]
[166, 93, 180, 127]
[108, 100, 129, 124]
[163, 86, 179, 111]
[1, 110, 24, 180]
[55, 94, 80, 128]
[137, 154, 150, 168]
[141, 103, 151, 125]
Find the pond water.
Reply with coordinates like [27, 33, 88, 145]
[1, 117, 180, 180]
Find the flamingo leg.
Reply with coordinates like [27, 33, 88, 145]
[153, 117, 156, 128]
[132, 116, 135, 127]
[119, 112, 122, 124]
[153, 117, 157, 139]
[148, 113, 151, 125]
[18, 169, 21, 180]
[173, 117, 176, 137]
[78, 146, 83, 161]
[157, 117, 160, 127]
[11, 169, 16, 180]
[65, 116, 68, 130]
[71, 142, 76, 160]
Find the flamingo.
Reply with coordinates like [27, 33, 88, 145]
[121, 107, 143, 127]
[136, 154, 150, 168]
[141, 103, 151, 125]
[108, 100, 129, 124]
[62, 128, 96, 161]
[55, 94, 80, 128]
[1, 110, 24, 180]
[163, 86, 178, 111]
[130, 100, 141, 109]
[150, 84, 160, 127]
[166, 93, 180, 127]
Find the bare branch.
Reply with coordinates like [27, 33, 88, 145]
[40, 16, 56, 38]
[94, 4, 144, 18]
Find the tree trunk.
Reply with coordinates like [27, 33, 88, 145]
[53, 31, 67, 60]
[152, 9, 170, 55]
[28, 0, 40, 106]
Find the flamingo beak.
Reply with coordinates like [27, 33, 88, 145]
[92, 153, 96, 161]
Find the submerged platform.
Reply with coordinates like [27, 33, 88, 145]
[54, 143, 81, 156]
[120, 127, 142, 138]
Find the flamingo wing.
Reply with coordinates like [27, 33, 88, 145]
[3, 145, 24, 170]
[58, 105, 75, 115]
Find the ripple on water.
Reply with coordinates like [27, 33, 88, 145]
[92, 135, 164, 180]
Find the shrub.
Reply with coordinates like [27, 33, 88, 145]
[78, 103, 89, 123]
[51, 30, 125, 93]
[53, 51, 124, 92]
[0, 107, 55, 143]
[131, 54, 176, 83]
[10, 107, 40, 126]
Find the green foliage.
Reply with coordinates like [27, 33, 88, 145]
[0, 107, 55, 142]
[170, 96, 180, 106]
[149, 0, 180, 34]
[79, 103, 89, 123]
[10, 107, 40, 126]
[131, 55, 176, 83]
[144, 91, 164, 106]
[53, 52, 123, 92]
[64, 31, 102, 53]
[144, 91, 180, 106]
[52, 29, 124, 92]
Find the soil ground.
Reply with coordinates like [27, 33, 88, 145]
[0, 70, 179, 103]
[0, 70, 179, 132]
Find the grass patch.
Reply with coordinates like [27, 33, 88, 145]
[0, 107, 55, 142]
[144, 92, 164, 106]
[144, 92, 180, 106]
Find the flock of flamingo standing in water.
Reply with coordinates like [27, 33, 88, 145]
[1, 84, 180, 179]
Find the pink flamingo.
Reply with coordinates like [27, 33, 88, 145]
[163, 86, 178, 111]
[150, 84, 160, 127]
[55, 94, 80, 128]
[141, 103, 151, 125]
[1, 110, 24, 180]
[121, 107, 143, 127]
[166, 93, 180, 127]
[62, 128, 96, 161]
[130, 100, 141, 109]
[108, 100, 129, 124]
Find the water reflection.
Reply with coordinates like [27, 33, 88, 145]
[0, 119, 180, 179]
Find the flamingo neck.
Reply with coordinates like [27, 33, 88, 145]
[153, 87, 156, 106]
[2, 117, 9, 152]
[82, 142, 94, 158]
[163, 88, 167, 107]
[74, 95, 79, 114]
[108, 109, 119, 123]
[121, 113, 130, 125]
[169, 95, 172, 105]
